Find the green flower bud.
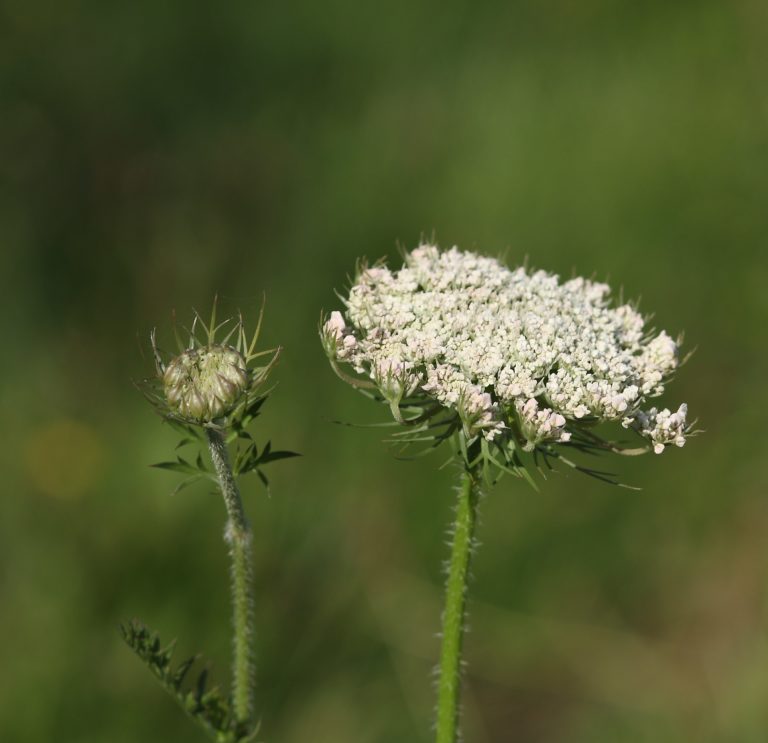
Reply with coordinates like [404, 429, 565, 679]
[162, 344, 248, 422]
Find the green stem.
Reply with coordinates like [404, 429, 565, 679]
[436, 467, 480, 743]
[206, 428, 254, 727]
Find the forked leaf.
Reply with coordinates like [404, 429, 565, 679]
[120, 619, 259, 743]
[170, 475, 206, 497]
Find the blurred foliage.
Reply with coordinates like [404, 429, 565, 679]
[1, 0, 767, 741]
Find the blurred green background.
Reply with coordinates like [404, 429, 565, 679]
[1, 1, 767, 741]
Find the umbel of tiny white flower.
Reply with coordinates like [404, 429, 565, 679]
[624, 403, 689, 454]
[144, 297, 279, 429]
[321, 244, 694, 482]
[321, 243, 696, 743]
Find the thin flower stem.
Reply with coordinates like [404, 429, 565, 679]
[436, 467, 480, 743]
[206, 428, 254, 727]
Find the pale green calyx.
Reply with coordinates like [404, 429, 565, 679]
[163, 344, 249, 422]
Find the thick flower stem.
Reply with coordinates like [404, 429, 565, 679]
[206, 428, 254, 727]
[436, 467, 480, 743]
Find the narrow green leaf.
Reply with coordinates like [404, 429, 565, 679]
[259, 450, 300, 464]
[256, 469, 270, 491]
[170, 475, 205, 496]
[151, 460, 198, 476]
[195, 451, 208, 472]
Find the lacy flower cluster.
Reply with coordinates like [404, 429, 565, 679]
[322, 245, 691, 454]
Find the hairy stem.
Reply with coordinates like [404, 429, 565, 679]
[436, 468, 480, 743]
[206, 428, 254, 727]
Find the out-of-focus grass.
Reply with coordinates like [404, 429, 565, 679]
[1, 1, 767, 741]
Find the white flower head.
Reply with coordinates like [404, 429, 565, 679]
[372, 358, 421, 403]
[623, 404, 689, 454]
[457, 386, 505, 441]
[321, 310, 358, 361]
[516, 398, 571, 451]
[324, 243, 693, 472]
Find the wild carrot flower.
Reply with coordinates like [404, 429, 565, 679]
[322, 243, 693, 475]
[321, 243, 695, 743]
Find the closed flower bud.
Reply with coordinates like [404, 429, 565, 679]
[162, 344, 249, 422]
[321, 311, 358, 361]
